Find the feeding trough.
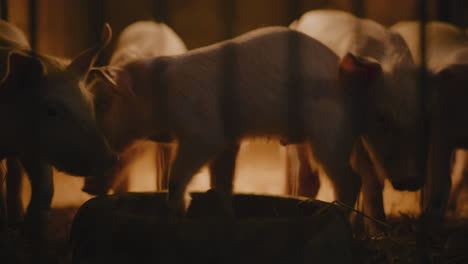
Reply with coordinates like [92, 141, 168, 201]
[70, 191, 353, 264]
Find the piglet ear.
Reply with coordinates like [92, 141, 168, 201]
[88, 67, 134, 96]
[339, 53, 382, 82]
[1, 50, 44, 86]
[67, 23, 113, 79]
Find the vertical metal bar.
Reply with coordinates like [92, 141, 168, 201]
[418, 0, 430, 263]
[286, 0, 302, 142]
[438, 0, 452, 22]
[419, 0, 429, 200]
[284, 0, 304, 196]
[419, 3, 428, 89]
[350, 0, 364, 55]
[1, 0, 8, 21]
[438, 0, 467, 26]
[0, 167, 6, 235]
[91, 0, 106, 66]
[451, 0, 468, 27]
[92, 0, 106, 40]
[285, 0, 297, 197]
[352, 0, 365, 18]
[153, 0, 169, 190]
[219, 0, 237, 141]
[29, 0, 37, 52]
[153, 0, 168, 23]
[222, 0, 235, 39]
[287, 0, 300, 25]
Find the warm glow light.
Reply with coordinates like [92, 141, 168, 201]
[17, 141, 431, 217]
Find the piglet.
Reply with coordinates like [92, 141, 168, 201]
[392, 21, 468, 227]
[83, 21, 187, 195]
[89, 26, 393, 217]
[0, 19, 30, 234]
[289, 10, 427, 233]
[0, 20, 116, 238]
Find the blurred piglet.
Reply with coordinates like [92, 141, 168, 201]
[392, 21, 468, 225]
[83, 21, 187, 195]
[0, 19, 31, 233]
[88, 24, 402, 217]
[289, 10, 427, 232]
[0, 20, 116, 237]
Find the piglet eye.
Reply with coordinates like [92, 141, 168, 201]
[46, 107, 57, 117]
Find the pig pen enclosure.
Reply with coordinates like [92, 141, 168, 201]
[2, 0, 468, 263]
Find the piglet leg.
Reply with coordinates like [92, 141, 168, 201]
[351, 141, 385, 235]
[285, 144, 320, 198]
[312, 132, 361, 212]
[155, 143, 173, 190]
[20, 156, 53, 239]
[113, 172, 130, 193]
[6, 158, 24, 225]
[168, 140, 222, 217]
[209, 143, 240, 216]
[422, 131, 452, 230]
[82, 156, 126, 196]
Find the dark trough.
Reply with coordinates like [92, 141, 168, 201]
[70, 191, 353, 264]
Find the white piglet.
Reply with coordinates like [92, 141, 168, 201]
[83, 21, 187, 195]
[290, 10, 427, 232]
[0, 21, 116, 238]
[89, 26, 387, 216]
[392, 21, 468, 225]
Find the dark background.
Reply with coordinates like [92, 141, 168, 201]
[2, 0, 468, 63]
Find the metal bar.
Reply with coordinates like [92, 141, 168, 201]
[419, 0, 428, 187]
[0, 168, 7, 234]
[352, 0, 365, 18]
[451, 0, 468, 27]
[287, 0, 300, 25]
[417, 0, 430, 263]
[283, 0, 304, 196]
[92, 0, 106, 39]
[419, 3, 428, 85]
[222, 0, 235, 39]
[438, 0, 452, 22]
[1, 0, 8, 21]
[219, 0, 237, 142]
[91, 0, 106, 66]
[29, 0, 37, 52]
[153, 0, 168, 23]
[286, 0, 303, 147]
